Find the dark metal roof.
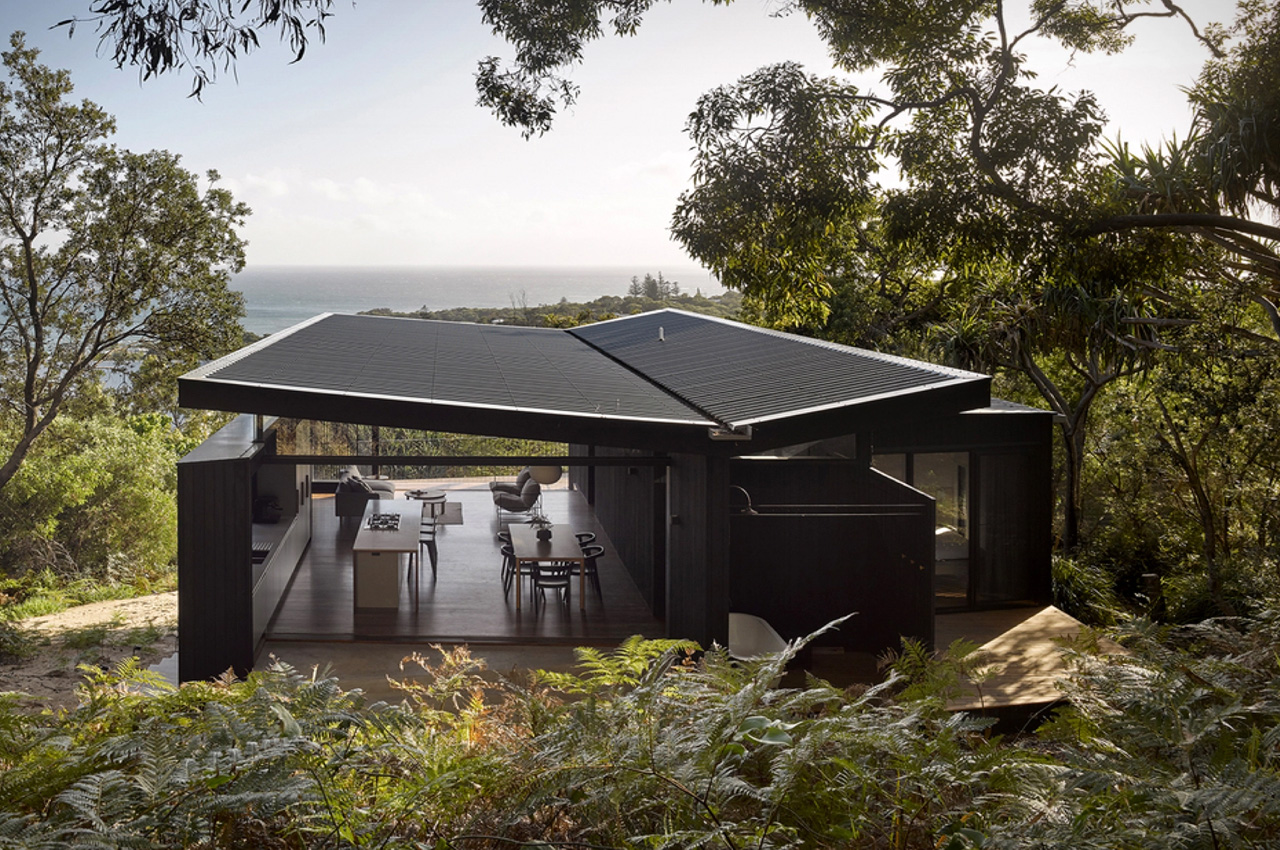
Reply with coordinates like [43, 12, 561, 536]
[180, 309, 991, 453]
[570, 310, 987, 427]
[185, 314, 708, 425]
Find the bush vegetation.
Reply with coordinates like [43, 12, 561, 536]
[1, 619, 1278, 848]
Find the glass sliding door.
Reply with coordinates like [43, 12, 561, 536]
[914, 453, 970, 608]
[872, 451, 971, 609]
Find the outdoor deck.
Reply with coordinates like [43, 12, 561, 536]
[262, 483, 663, 648]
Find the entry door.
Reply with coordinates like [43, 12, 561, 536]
[913, 452, 970, 609]
[972, 451, 1042, 605]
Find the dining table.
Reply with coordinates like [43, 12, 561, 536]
[507, 523, 587, 611]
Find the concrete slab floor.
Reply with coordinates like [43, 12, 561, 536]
[255, 639, 884, 704]
[258, 640, 589, 703]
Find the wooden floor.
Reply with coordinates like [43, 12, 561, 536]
[265, 483, 1099, 714]
[264, 485, 664, 647]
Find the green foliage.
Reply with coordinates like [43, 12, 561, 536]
[0, 619, 35, 662]
[1051, 553, 1125, 625]
[0, 411, 189, 589]
[673, 62, 878, 328]
[273, 418, 568, 478]
[1038, 612, 1280, 847]
[4, 614, 1280, 846]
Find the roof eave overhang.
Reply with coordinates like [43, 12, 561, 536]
[178, 377, 718, 454]
[707, 374, 993, 456]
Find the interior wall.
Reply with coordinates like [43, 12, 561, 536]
[573, 445, 665, 615]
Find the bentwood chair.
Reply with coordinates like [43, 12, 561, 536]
[571, 544, 605, 601]
[532, 561, 572, 608]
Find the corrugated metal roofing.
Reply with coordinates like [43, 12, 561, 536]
[569, 310, 987, 427]
[189, 314, 713, 425]
[183, 310, 991, 443]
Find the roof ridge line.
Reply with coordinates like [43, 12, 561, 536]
[564, 321, 735, 431]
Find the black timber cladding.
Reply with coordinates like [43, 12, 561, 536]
[188, 314, 711, 426]
[569, 310, 987, 427]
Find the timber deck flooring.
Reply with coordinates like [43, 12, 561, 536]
[263, 485, 663, 646]
[937, 605, 1122, 711]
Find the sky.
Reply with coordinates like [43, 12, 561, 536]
[4, 0, 1242, 270]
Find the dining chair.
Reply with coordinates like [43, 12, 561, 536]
[574, 531, 597, 546]
[532, 561, 572, 608]
[572, 544, 605, 601]
[418, 522, 438, 576]
[499, 543, 516, 594]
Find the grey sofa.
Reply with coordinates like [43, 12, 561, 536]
[334, 468, 396, 517]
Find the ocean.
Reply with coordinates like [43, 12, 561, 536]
[233, 265, 723, 336]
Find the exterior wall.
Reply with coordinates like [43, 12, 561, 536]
[727, 459, 935, 653]
[666, 453, 730, 648]
[868, 408, 1055, 608]
[177, 417, 258, 681]
[177, 416, 312, 682]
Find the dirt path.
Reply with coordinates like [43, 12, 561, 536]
[0, 592, 178, 712]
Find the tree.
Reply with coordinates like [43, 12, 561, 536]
[0, 33, 248, 495]
[1105, 0, 1280, 346]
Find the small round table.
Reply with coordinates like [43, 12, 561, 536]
[405, 489, 447, 517]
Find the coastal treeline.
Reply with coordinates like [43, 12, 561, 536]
[366, 275, 742, 327]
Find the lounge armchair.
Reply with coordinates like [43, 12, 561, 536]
[489, 467, 532, 496]
[493, 477, 540, 517]
[334, 468, 396, 518]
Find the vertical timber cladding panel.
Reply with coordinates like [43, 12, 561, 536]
[567, 444, 591, 500]
[178, 457, 254, 682]
[582, 446, 660, 609]
[666, 454, 730, 648]
[727, 458, 935, 653]
[727, 513, 933, 653]
[973, 449, 1052, 605]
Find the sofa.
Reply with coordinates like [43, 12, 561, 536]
[334, 468, 397, 518]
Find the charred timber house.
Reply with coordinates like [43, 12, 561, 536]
[176, 309, 1054, 682]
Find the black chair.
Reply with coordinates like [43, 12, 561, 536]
[416, 516, 438, 576]
[499, 543, 516, 594]
[532, 561, 572, 607]
[571, 544, 605, 601]
[574, 531, 597, 546]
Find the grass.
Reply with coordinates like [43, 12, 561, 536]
[59, 613, 126, 651]
[0, 569, 176, 623]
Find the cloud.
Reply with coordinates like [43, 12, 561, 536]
[223, 169, 293, 198]
[607, 149, 689, 185]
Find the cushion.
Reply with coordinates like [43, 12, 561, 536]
[519, 478, 541, 507]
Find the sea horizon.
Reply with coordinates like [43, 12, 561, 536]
[233, 264, 723, 336]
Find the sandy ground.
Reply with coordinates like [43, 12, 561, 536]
[0, 592, 178, 712]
